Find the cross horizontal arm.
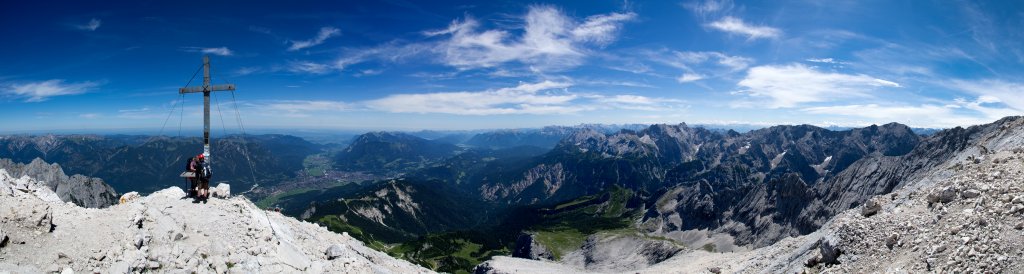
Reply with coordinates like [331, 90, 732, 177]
[179, 84, 235, 94]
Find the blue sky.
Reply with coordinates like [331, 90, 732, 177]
[1, 0, 1023, 132]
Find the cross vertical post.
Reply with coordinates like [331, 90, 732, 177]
[179, 55, 236, 165]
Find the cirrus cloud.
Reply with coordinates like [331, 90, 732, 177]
[365, 80, 682, 115]
[4, 79, 98, 102]
[733, 63, 900, 108]
[706, 16, 781, 40]
[288, 27, 341, 51]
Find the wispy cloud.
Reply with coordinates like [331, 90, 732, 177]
[646, 50, 753, 82]
[78, 113, 100, 119]
[4, 79, 98, 102]
[288, 27, 341, 51]
[75, 18, 101, 31]
[365, 80, 681, 115]
[677, 73, 705, 83]
[682, 0, 734, 20]
[233, 67, 261, 76]
[426, 5, 635, 70]
[800, 94, 1016, 128]
[948, 79, 1024, 113]
[259, 100, 353, 117]
[286, 61, 332, 74]
[733, 63, 900, 108]
[706, 16, 781, 40]
[181, 46, 233, 56]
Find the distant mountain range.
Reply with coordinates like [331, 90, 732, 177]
[0, 134, 321, 194]
[0, 121, 964, 273]
[264, 119, 1006, 273]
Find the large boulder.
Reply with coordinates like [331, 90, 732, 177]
[927, 186, 957, 204]
[119, 192, 141, 204]
[861, 199, 882, 217]
[819, 233, 842, 265]
[326, 244, 348, 260]
[211, 183, 231, 198]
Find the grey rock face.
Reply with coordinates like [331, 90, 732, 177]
[561, 233, 684, 272]
[819, 233, 841, 265]
[0, 158, 118, 208]
[512, 233, 554, 261]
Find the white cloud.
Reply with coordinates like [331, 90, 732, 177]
[682, 0, 734, 19]
[286, 61, 332, 74]
[233, 67, 260, 76]
[803, 104, 950, 121]
[677, 73, 705, 83]
[594, 94, 684, 111]
[264, 100, 352, 113]
[288, 27, 341, 51]
[5, 79, 98, 102]
[647, 50, 752, 81]
[355, 69, 383, 77]
[76, 18, 101, 31]
[182, 47, 233, 56]
[366, 80, 577, 115]
[800, 96, 1015, 128]
[428, 5, 635, 70]
[949, 79, 1024, 113]
[734, 63, 900, 108]
[78, 113, 99, 119]
[706, 16, 781, 40]
[219, 100, 352, 118]
[571, 12, 637, 45]
[806, 58, 835, 63]
[365, 80, 680, 115]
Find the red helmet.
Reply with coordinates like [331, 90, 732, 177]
[197, 154, 205, 159]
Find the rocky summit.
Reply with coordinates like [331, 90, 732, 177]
[0, 169, 432, 273]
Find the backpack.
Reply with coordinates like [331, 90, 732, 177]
[184, 157, 194, 172]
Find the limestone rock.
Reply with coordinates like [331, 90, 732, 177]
[0, 158, 118, 208]
[211, 183, 231, 198]
[819, 234, 841, 265]
[0, 171, 432, 273]
[862, 199, 882, 217]
[927, 187, 957, 204]
[962, 189, 981, 199]
[326, 244, 347, 260]
[119, 192, 141, 204]
[0, 226, 8, 248]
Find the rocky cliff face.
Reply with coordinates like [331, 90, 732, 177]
[0, 170, 433, 273]
[474, 121, 925, 248]
[473, 116, 1024, 273]
[0, 158, 117, 208]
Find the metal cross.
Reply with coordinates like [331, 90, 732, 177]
[179, 55, 235, 163]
